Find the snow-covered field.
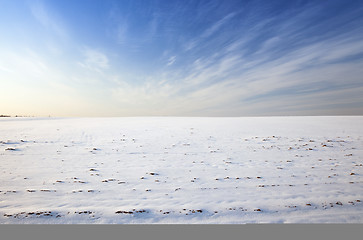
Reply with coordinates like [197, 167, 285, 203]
[0, 116, 362, 224]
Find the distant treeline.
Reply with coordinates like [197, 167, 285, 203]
[0, 115, 35, 117]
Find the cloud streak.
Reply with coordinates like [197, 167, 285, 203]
[78, 48, 109, 73]
[167, 56, 176, 66]
[29, 0, 67, 38]
[108, 1, 363, 116]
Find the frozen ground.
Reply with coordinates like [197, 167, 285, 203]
[0, 116, 362, 224]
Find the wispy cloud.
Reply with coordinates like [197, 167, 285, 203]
[185, 13, 236, 52]
[0, 49, 48, 78]
[201, 12, 236, 39]
[108, 5, 129, 44]
[29, 0, 67, 38]
[116, 22, 128, 44]
[78, 48, 109, 73]
[0, 65, 13, 73]
[167, 56, 176, 66]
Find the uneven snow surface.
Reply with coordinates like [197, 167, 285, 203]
[0, 116, 362, 224]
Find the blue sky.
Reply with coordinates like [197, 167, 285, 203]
[1, 0, 363, 117]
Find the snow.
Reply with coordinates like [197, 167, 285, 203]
[0, 116, 362, 224]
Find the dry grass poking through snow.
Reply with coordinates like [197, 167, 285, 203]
[0, 116, 362, 223]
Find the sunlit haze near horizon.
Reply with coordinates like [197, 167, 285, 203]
[1, 0, 363, 117]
